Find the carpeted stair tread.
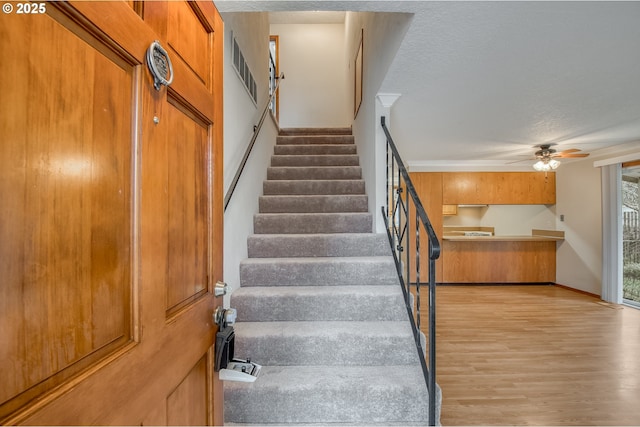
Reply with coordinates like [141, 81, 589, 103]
[239, 256, 397, 287]
[271, 154, 359, 167]
[263, 179, 365, 195]
[254, 212, 372, 234]
[274, 144, 357, 155]
[276, 135, 355, 145]
[224, 365, 429, 425]
[247, 233, 390, 258]
[231, 285, 407, 321]
[232, 321, 419, 366]
[259, 195, 368, 213]
[267, 166, 362, 180]
[277, 127, 352, 136]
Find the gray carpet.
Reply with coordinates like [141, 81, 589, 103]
[225, 128, 438, 425]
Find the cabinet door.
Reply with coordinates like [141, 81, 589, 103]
[442, 172, 556, 204]
[442, 205, 458, 215]
[409, 173, 444, 282]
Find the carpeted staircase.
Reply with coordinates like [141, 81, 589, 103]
[224, 128, 435, 425]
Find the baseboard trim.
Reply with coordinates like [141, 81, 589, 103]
[553, 283, 601, 299]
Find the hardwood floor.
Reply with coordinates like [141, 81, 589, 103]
[429, 285, 640, 426]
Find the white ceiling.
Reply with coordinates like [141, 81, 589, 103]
[269, 11, 345, 24]
[215, 1, 640, 166]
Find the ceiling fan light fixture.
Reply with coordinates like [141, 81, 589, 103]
[533, 158, 561, 171]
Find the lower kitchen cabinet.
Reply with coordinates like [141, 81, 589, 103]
[441, 238, 557, 283]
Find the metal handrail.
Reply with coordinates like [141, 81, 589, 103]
[380, 116, 440, 425]
[224, 72, 284, 211]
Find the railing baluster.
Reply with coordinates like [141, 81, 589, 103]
[380, 116, 440, 426]
[416, 213, 421, 332]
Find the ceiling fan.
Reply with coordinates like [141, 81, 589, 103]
[513, 144, 590, 171]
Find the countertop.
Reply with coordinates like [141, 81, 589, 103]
[442, 228, 564, 242]
[443, 235, 563, 242]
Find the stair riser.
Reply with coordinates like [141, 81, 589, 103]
[274, 144, 357, 155]
[263, 179, 365, 195]
[254, 213, 372, 234]
[271, 155, 359, 167]
[231, 288, 407, 321]
[239, 257, 398, 287]
[233, 323, 418, 366]
[247, 233, 390, 258]
[258, 195, 368, 213]
[224, 366, 430, 424]
[267, 166, 362, 180]
[278, 128, 352, 136]
[276, 135, 354, 145]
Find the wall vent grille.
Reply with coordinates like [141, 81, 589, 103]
[232, 33, 257, 104]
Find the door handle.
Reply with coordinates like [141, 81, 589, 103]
[214, 281, 228, 297]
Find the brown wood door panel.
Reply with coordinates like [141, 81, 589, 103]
[0, 7, 134, 417]
[167, 354, 209, 426]
[1, 1, 224, 424]
[164, 98, 210, 315]
[19, 302, 215, 425]
[167, 1, 212, 86]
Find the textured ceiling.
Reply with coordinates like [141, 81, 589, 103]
[269, 11, 345, 24]
[215, 1, 640, 166]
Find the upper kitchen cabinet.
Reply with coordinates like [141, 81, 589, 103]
[442, 172, 556, 205]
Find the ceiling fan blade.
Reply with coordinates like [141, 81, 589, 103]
[555, 153, 590, 158]
[558, 148, 581, 154]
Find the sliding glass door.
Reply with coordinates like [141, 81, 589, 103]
[622, 161, 640, 307]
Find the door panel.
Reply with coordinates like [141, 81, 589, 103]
[0, 6, 134, 417]
[164, 98, 209, 315]
[167, 1, 212, 86]
[0, 1, 224, 424]
[167, 355, 209, 426]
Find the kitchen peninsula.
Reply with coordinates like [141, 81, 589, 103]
[442, 227, 564, 283]
[409, 171, 562, 284]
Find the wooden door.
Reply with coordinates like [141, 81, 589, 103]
[0, 1, 224, 424]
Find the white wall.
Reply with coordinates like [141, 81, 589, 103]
[443, 205, 556, 236]
[223, 118, 278, 305]
[270, 23, 350, 128]
[555, 160, 603, 295]
[222, 12, 271, 191]
[221, 12, 277, 304]
[345, 12, 413, 231]
[556, 143, 640, 297]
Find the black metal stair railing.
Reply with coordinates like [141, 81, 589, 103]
[380, 116, 441, 426]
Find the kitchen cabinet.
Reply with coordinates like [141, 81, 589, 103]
[442, 172, 555, 205]
[409, 172, 444, 282]
[442, 204, 458, 215]
[441, 238, 557, 283]
[409, 171, 558, 284]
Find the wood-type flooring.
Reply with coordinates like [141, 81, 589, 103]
[429, 285, 640, 426]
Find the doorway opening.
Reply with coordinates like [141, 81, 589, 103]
[622, 160, 640, 307]
[269, 35, 279, 121]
